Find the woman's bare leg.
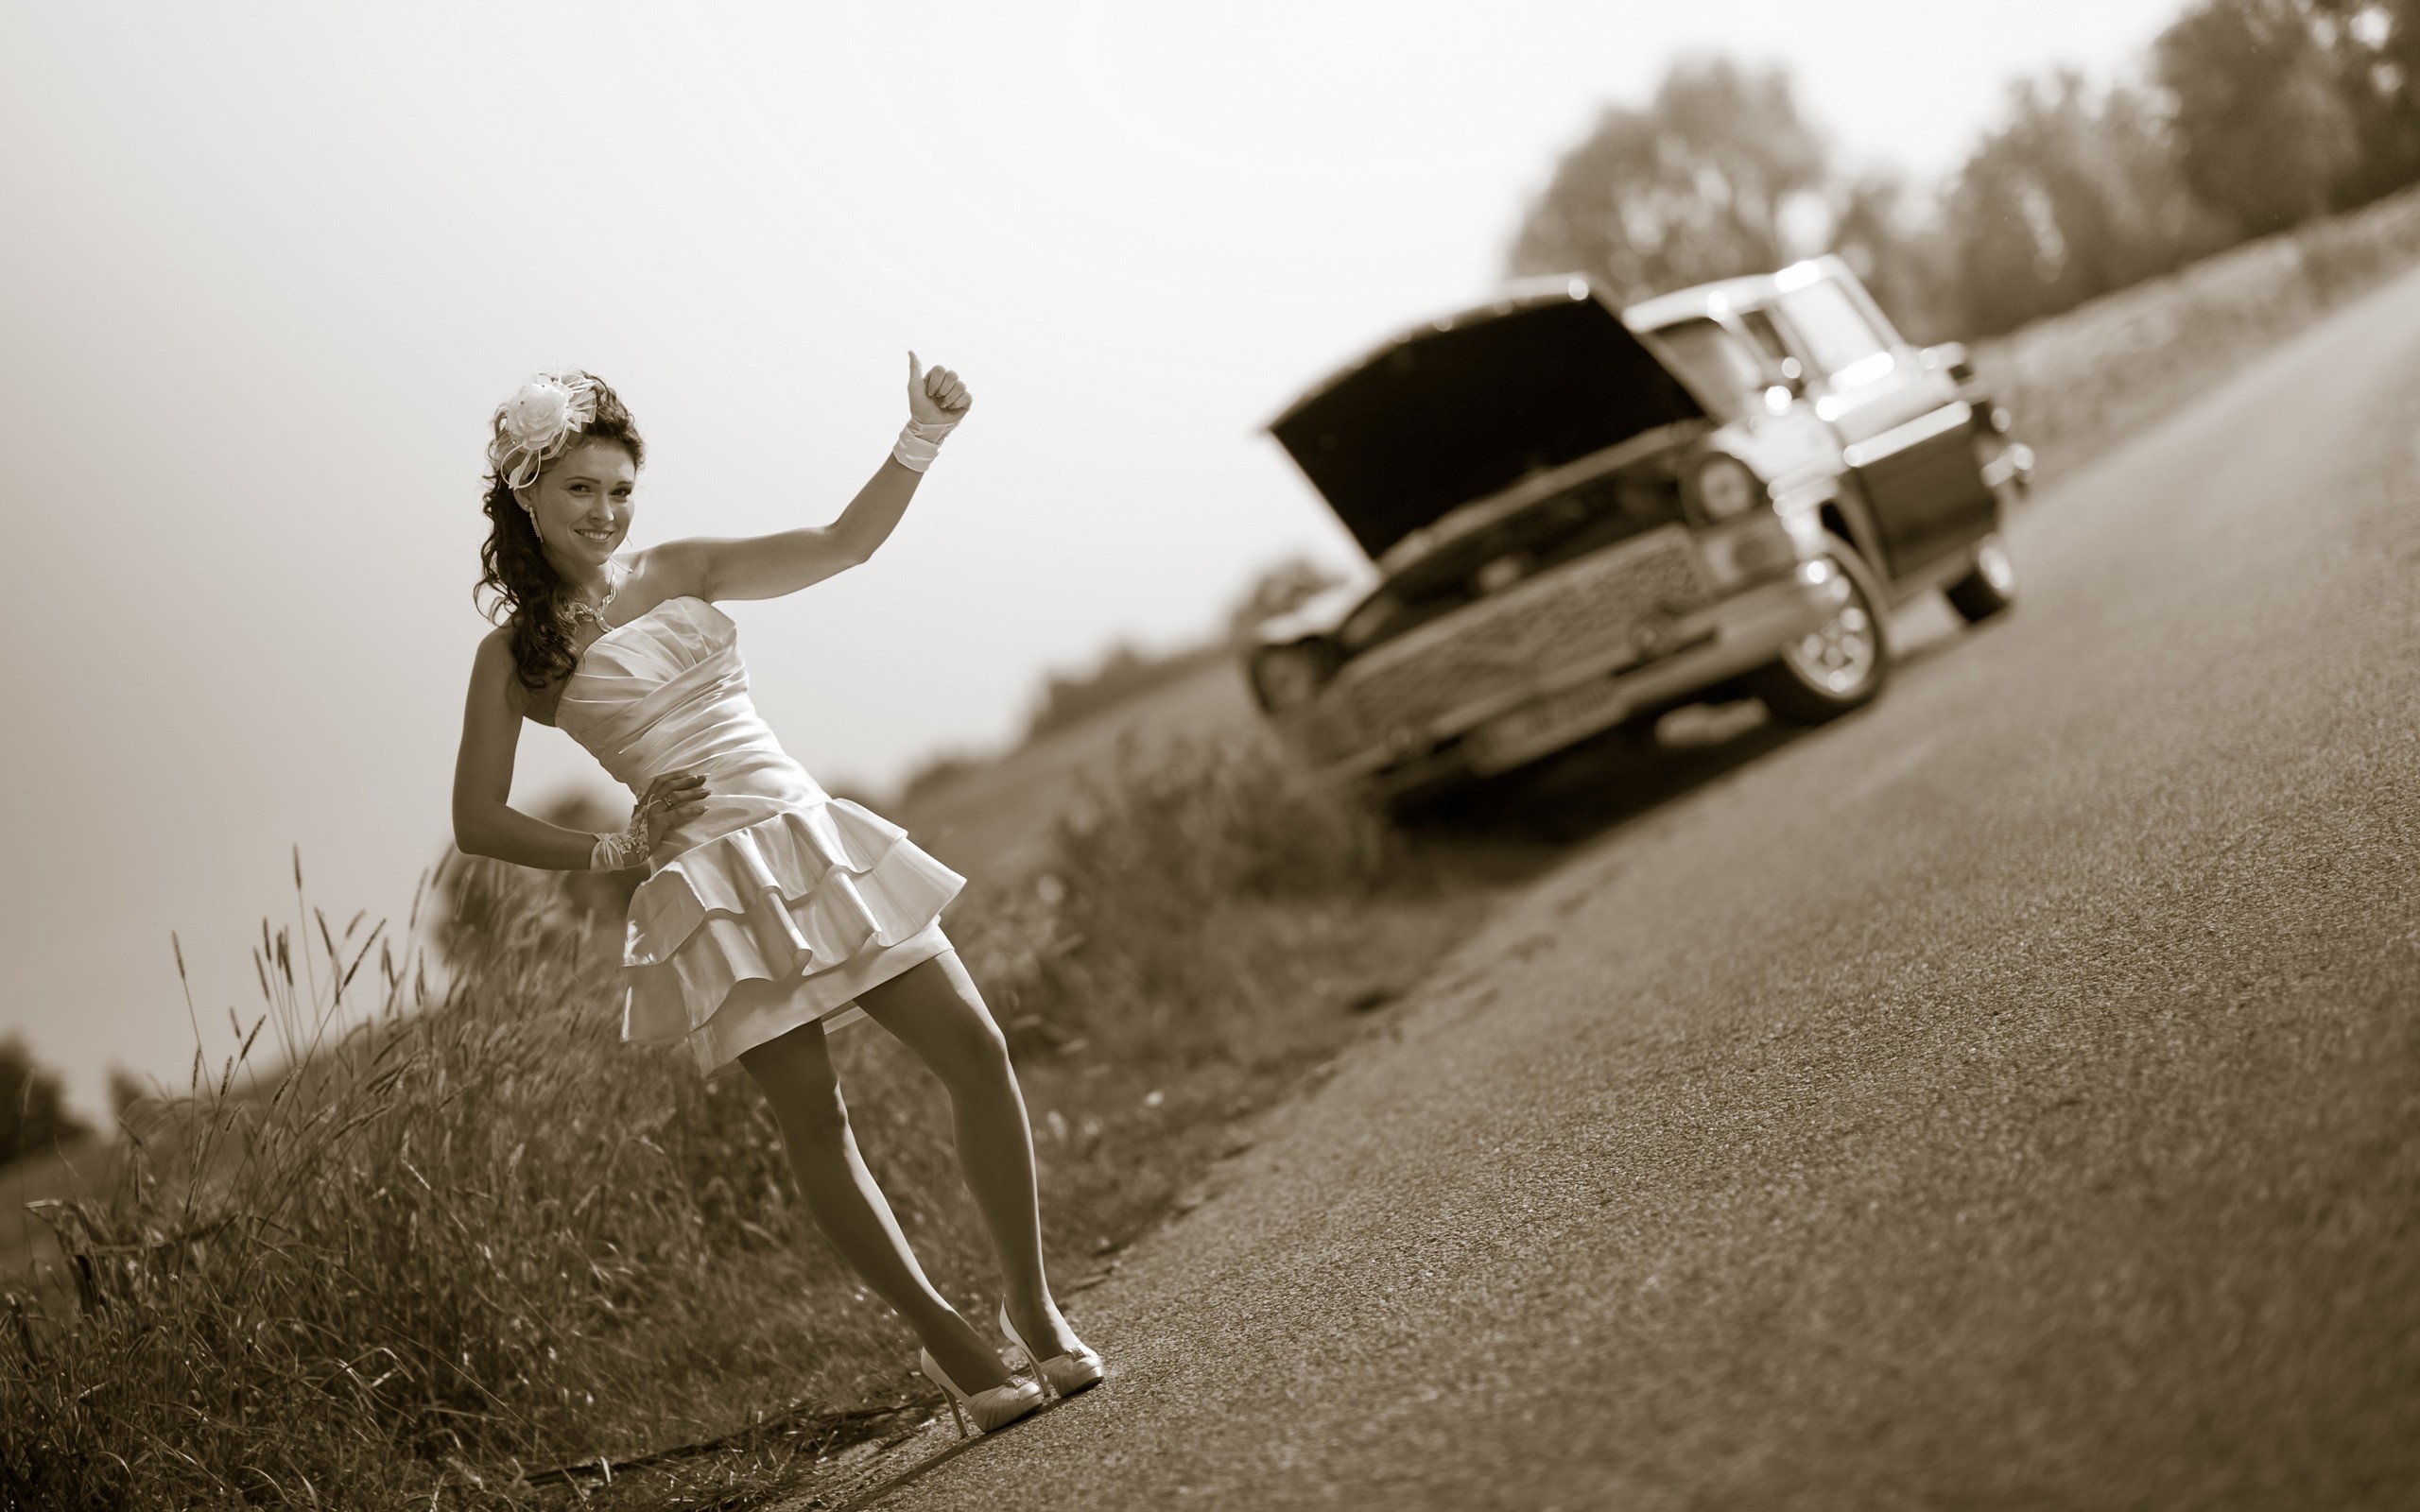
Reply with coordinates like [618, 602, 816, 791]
[856, 951, 1084, 1361]
[735, 1005, 1012, 1391]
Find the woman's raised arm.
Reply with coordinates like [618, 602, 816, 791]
[641, 354, 972, 605]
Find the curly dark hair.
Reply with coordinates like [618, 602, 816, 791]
[475, 373, 647, 692]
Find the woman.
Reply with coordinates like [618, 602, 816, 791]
[450, 359, 1097, 1436]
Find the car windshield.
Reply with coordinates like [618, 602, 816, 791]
[1643, 318, 1768, 422]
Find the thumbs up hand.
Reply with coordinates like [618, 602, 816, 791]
[893, 352, 970, 472]
[907, 352, 971, 430]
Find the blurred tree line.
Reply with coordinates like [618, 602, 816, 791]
[0, 1034, 90, 1165]
[1511, 0, 2420, 339]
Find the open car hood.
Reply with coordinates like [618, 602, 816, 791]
[1270, 285, 1706, 559]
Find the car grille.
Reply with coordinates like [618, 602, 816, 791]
[1298, 527, 1711, 764]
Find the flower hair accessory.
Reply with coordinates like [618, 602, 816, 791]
[489, 369, 602, 492]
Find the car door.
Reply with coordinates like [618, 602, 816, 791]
[1764, 269, 1995, 579]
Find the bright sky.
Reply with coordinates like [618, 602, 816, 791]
[1, 0, 2186, 1116]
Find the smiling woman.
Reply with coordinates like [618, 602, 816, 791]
[444, 361, 1105, 1438]
[475, 372, 649, 695]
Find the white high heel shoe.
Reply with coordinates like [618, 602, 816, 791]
[997, 1302, 1106, 1400]
[919, 1347, 1044, 1437]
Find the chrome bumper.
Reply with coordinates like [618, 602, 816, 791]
[1340, 569, 1838, 797]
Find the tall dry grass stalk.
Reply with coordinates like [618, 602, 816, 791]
[2, 735, 1480, 1508]
[2, 850, 858, 1507]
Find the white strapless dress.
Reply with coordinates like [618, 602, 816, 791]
[557, 593, 964, 1074]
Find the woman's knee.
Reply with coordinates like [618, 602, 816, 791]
[739, 1022, 853, 1142]
[930, 961, 1015, 1075]
[781, 1076, 855, 1145]
[865, 954, 1016, 1086]
[921, 1002, 1014, 1095]
[956, 1010, 1014, 1085]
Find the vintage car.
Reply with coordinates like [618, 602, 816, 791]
[1247, 255, 2033, 804]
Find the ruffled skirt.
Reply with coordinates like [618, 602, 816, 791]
[618, 798, 966, 1074]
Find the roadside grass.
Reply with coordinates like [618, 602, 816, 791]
[889, 652, 1261, 885]
[1979, 180, 2420, 484]
[0, 735, 1503, 1510]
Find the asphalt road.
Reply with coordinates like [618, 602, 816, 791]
[823, 270, 2420, 1510]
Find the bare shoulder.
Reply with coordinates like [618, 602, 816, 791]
[470, 623, 530, 716]
[619, 541, 717, 604]
[472, 622, 516, 671]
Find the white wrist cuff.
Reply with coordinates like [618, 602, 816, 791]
[589, 807, 652, 872]
[892, 416, 959, 472]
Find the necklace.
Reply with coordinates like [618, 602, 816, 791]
[561, 564, 621, 636]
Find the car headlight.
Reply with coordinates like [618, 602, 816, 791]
[1252, 641, 1337, 713]
[1691, 455, 1763, 522]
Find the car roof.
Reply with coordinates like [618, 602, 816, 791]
[1621, 257, 1856, 332]
[1621, 275, 1779, 332]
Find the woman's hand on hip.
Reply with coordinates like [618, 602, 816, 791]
[641, 772, 709, 850]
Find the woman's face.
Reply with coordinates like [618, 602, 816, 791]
[520, 438, 637, 575]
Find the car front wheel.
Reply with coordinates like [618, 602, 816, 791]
[1945, 532, 2018, 623]
[1748, 537, 1892, 725]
